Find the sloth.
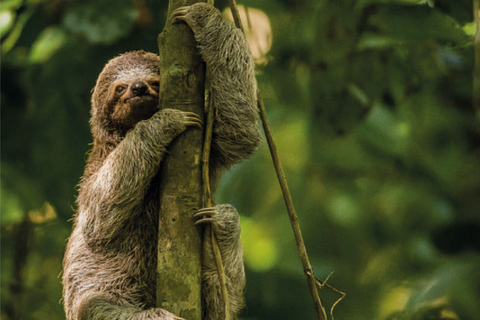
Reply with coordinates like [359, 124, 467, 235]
[62, 3, 261, 320]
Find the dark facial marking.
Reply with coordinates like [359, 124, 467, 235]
[114, 84, 128, 100]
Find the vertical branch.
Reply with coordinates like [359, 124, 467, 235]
[227, 0, 244, 33]
[202, 83, 214, 208]
[202, 74, 230, 320]
[257, 94, 327, 320]
[227, 3, 329, 320]
[156, 1, 206, 319]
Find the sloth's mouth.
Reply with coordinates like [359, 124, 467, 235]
[127, 95, 160, 115]
[124, 94, 158, 104]
[112, 94, 160, 131]
[130, 95, 159, 120]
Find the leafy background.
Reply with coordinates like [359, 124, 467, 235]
[1, 0, 479, 319]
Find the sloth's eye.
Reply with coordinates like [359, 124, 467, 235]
[115, 85, 127, 95]
[149, 81, 160, 92]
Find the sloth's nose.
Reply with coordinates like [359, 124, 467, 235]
[131, 82, 148, 96]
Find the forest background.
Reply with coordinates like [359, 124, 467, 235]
[1, 0, 480, 319]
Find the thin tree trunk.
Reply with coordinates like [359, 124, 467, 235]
[156, 1, 206, 319]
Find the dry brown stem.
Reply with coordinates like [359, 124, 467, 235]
[202, 73, 230, 320]
[226, 2, 349, 319]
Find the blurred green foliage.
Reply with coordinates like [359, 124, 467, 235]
[1, 0, 479, 319]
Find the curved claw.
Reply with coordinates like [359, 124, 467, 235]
[194, 218, 214, 226]
[171, 6, 190, 24]
[185, 119, 202, 129]
[196, 207, 217, 215]
[182, 112, 203, 129]
[194, 207, 217, 226]
[183, 111, 200, 117]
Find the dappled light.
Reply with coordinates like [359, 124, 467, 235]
[28, 203, 57, 224]
[241, 217, 278, 272]
[223, 5, 272, 65]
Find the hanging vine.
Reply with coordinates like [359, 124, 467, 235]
[226, 1, 345, 319]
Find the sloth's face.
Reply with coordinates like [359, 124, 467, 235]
[109, 76, 160, 132]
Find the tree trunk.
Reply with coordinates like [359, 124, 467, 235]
[156, 1, 206, 320]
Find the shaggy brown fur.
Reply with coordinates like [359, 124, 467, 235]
[62, 3, 260, 320]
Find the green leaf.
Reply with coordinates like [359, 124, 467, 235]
[28, 27, 66, 63]
[1, 8, 33, 54]
[463, 21, 476, 37]
[0, 10, 15, 37]
[0, 0, 23, 11]
[0, 185, 24, 224]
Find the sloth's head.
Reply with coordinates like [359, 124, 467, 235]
[91, 51, 160, 137]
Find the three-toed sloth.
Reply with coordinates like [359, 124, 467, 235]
[62, 3, 261, 320]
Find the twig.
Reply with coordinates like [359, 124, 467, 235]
[202, 71, 230, 320]
[256, 93, 328, 320]
[329, 287, 346, 320]
[227, 0, 244, 33]
[227, 3, 339, 320]
[315, 274, 346, 320]
[202, 80, 214, 208]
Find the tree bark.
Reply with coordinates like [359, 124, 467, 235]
[156, 1, 206, 319]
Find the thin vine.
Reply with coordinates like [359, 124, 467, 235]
[227, 1, 345, 319]
[202, 53, 231, 320]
